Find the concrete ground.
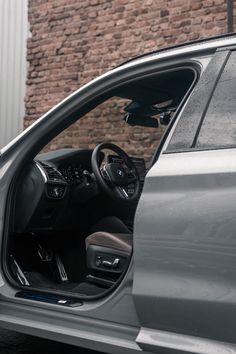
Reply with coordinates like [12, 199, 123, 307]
[0, 328, 103, 354]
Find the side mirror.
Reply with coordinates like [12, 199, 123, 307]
[124, 113, 159, 128]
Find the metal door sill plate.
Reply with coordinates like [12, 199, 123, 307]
[15, 291, 83, 307]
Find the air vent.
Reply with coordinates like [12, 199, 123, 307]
[39, 162, 65, 182]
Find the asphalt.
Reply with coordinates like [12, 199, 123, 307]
[0, 328, 103, 354]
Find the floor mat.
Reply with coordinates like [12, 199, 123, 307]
[24, 271, 105, 296]
[70, 282, 106, 296]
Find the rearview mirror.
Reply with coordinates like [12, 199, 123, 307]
[124, 113, 159, 128]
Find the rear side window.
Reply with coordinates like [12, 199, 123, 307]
[196, 50, 236, 149]
[166, 50, 229, 152]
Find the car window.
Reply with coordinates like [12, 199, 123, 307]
[196, 50, 236, 149]
[166, 51, 229, 152]
[42, 96, 167, 163]
[40, 66, 196, 165]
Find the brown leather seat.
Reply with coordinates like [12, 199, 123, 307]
[90, 216, 132, 235]
[85, 231, 133, 255]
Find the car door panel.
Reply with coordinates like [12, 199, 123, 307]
[133, 48, 236, 352]
[133, 149, 236, 344]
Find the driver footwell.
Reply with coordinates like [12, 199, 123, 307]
[21, 271, 107, 296]
[9, 234, 112, 297]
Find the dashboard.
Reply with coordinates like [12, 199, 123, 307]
[14, 148, 146, 234]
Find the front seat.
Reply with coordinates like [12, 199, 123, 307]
[85, 217, 133, 277]
[89, 216, 132, 234]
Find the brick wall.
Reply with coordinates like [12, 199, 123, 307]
[26, 0, 228, 160]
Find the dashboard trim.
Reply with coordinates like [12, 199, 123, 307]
[35, 162, 47, 183]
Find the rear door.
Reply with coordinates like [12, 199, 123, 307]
[133, 48, 236, 353]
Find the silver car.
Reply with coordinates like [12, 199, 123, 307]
[1, 33, 236, 354]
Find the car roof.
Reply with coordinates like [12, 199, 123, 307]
[120, 32, 236, 67]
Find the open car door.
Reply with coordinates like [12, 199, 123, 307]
[132, 49, 236, 354]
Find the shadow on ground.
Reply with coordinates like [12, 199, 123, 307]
[0, 328, 102, 354]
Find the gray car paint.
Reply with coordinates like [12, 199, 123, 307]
[137, 327, 236, 354]
[0, 35, 236, 354]
[134, 148, 236, 349]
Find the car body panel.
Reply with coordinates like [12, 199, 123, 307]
[0, 292, 141, 354]
[0, 262, 142, 353]
[136, 327, 236, 354]
[134, 148, 236, 345]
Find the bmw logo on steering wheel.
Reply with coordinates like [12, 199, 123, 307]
[117, 169, 124, 177]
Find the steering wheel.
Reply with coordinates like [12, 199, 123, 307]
[91, 143, 141, 202]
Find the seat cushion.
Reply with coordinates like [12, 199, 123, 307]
[85, 232, 133, 255]
[90, 216, 132, 234]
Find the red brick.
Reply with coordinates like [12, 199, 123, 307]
[25, 0, 230, 160]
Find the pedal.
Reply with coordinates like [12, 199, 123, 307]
[54, 253, 68, 282]
[37, 244, 53, 262]
[37, 243, 68, 283]
[10, 255, 30, 286]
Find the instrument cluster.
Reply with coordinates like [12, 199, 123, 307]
[59, 164, 84, 185]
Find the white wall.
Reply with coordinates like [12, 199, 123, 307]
[0, 0, 28, 148]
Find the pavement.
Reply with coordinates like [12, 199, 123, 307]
[0, 328, 102, 354]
